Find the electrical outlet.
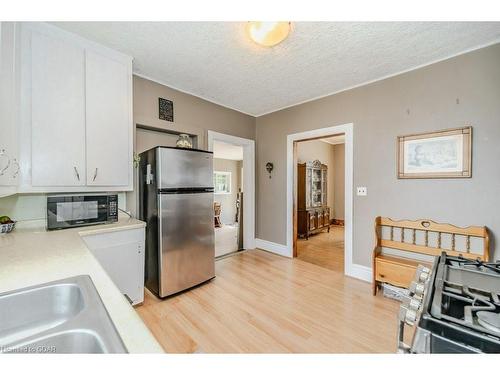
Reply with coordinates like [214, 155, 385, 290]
[356, 187, 367, 196]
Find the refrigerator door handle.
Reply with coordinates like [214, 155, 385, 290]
[146, 164, 154, 185]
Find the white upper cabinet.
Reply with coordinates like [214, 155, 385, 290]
[31, 32, 86, 186]
[85, 50, 131, 187]
[18, 22, 133, 192]
[0, 22, 20, 196]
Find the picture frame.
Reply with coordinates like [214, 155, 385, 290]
[397, 126, 472, 179]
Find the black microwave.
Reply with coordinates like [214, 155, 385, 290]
[47, 194, 118, 230]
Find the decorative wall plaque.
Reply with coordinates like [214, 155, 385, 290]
[158, 97, 174, 122]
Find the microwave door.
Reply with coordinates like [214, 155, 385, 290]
[47, 194, 117, 230]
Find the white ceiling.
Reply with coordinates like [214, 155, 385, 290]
[213, 140, 243, 160]
[53, 22, 500, 116]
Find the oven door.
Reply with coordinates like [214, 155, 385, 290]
[47, 195, 111, 230]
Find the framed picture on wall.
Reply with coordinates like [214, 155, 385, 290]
[397, 126, 472, 179]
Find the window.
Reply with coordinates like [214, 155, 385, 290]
[213, 171, 231, 194]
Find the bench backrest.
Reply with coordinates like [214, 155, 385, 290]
[374, 217, 489, 261]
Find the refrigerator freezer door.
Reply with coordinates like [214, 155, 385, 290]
[158, 191, 215, 297]
[157, 148, 213, 189]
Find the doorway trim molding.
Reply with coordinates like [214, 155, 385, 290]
[207, 130, 255, 250]
[286, 123, 369, 281]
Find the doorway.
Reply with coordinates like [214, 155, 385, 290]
[212, 140, 244, 257]
[286, 123, 355, 278]
[295, 135, 345, 272]
[207, 131, 255, 254]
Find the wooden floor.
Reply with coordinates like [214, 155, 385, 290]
[297, 226, 345, 272]
[136, 248, 401, 353]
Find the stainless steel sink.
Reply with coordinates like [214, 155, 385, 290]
[0, 276, 127, 353]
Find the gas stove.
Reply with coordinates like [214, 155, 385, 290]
[398, 253, 500, 353]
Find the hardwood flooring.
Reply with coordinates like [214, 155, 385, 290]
[135, 248, 401, 353]
[297, 226, 345, 272]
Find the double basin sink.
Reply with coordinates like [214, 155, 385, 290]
[0, 275, 127, 353]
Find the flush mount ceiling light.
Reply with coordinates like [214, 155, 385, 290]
[246, 22, 291, 47]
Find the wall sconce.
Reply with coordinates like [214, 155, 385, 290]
[266, 162, 274, 179]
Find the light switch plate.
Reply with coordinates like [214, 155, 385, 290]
[357, 187, 367, 196]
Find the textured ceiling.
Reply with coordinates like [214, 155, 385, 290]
[53, 22, 500, 116]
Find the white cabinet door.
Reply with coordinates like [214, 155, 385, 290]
[82, 227, 145, 305]
[31, 31, 86, 186]
[85, 50, 131, 187]
[0, 22, 19, 193]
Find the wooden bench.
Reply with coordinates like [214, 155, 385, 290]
[372, 216, 490, 295]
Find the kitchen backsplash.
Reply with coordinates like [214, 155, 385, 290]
[0, 193, 127, 222]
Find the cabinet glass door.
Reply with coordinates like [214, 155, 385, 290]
[321, 169, 327, 206]
[311, 168, 322, 207]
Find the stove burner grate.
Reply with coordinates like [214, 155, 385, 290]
[451, 256, 500, 274]
[440, 282, 500, 337]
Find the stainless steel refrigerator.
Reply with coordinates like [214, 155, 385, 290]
[139, 146, 215, 298]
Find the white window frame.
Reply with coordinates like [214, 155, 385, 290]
[213, 171, 231, 195]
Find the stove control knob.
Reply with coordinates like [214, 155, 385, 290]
[409, 281, 426, 296]
[416, 264, 431, 274]
[408, 297, 421, 311]
[402, 295, 423, 311]
[417, 271, 430, 283]
[399, 305, 417, 325]
[415, 265, 431, 282]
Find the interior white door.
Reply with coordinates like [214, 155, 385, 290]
[31, 31, 86, 186]
[85, 50, 130, 186]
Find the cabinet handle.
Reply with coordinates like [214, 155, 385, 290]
[0, 149, 11, 177]
[11, 158, 19, 178]
[74, 166, 80, 181]
[92, 167, 98, 182]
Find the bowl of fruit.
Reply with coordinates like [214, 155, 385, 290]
[0, 216, 16, 234]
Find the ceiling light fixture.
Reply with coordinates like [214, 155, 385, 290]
[246, 22, 291, 47]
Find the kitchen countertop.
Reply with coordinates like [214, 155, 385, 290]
[0, 216, 164, 353]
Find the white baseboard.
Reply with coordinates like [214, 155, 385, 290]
[345, 264, 372, 283]
[255, 238, 291, 258]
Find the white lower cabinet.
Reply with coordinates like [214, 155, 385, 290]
[82, 227, 145, 305]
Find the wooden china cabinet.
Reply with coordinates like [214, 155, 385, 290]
[297, 160, 331, 239]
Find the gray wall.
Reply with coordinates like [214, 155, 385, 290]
[214, 158, 242, 225]
[128, 75, 256, 215]
[133, 75, 256, 146]
[333, 144, 345, 220]
[256, 44, 500, 266]
[296, 140, 335, 210]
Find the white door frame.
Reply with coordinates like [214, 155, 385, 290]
[287, 123, 359, 279]
[207, 130, 255, 250]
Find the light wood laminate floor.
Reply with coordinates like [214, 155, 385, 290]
[136, 248, 400, 353]
[297, 226, 345, 272]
